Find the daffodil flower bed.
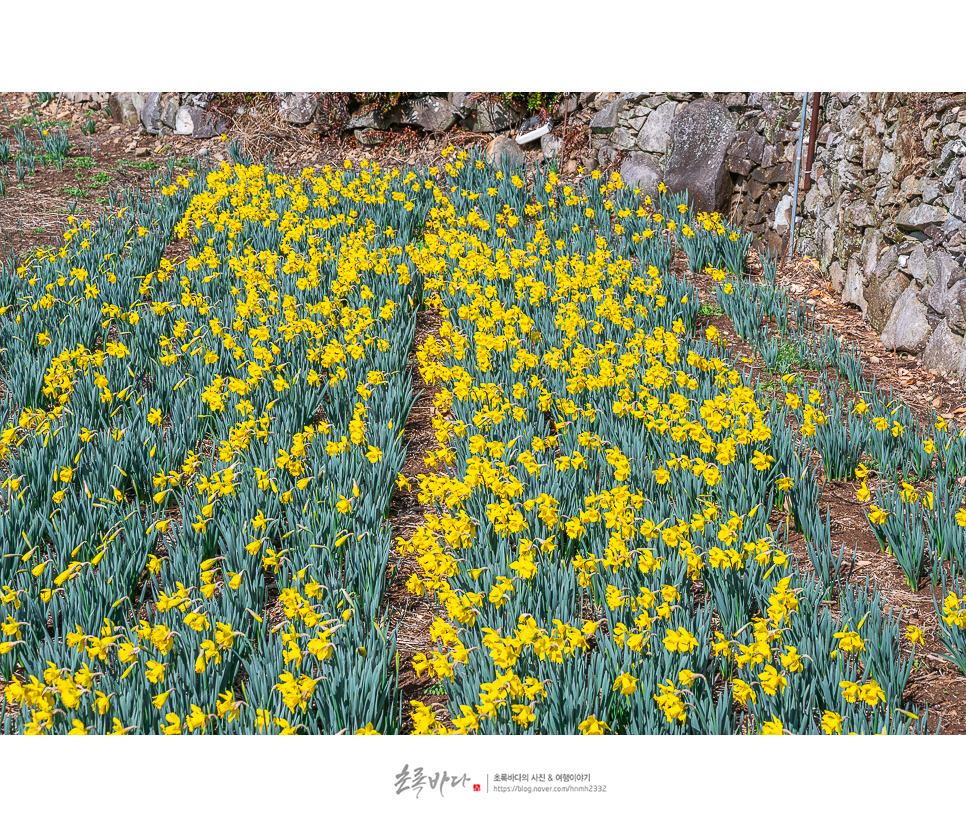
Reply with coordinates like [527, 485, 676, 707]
[1, 157, 429, 734]
[0, 144, 955, 734]
[394, 149, 941, 736]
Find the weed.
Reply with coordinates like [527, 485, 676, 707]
[118, 159, 159, 171]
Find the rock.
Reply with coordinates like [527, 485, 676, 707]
[663, 100, 737, 212]
[622, 113, 648, 133]
[727, 158, 755, 176]
[619, 152, 663, 198]
[466, 99, 524, 133]
[485, 135, 525, 171]
[448, 92, 473, 115]
[175, 106, 228, 139]
[847, 201, 874, 227]
[108, 92, 140, 126]
[804, 182, 825, 214]
[880, 283, 932, 353]
[540, 132, 562, 162]
[181, 93, 214, 109]
[598, 145, 620, 168]
[636, 100, 676, 154]
[388, 96, 460, 132]
[160, 94, 180, 130]
[134, 147, 151, 158]
[937, 139, 966, 174]
[552, 94, 580, 120]
[773, 194, 793, 234]
[829, 261, 846, 294]
[610, 128, 637, 151]
[947, 180, 966, 220]
[946, 282, 966, 335]
[862, 134, 882, 170]
[922, 178, 942, 204]
[907, 243, 929, 282]
[354, 128, 387, 147]
[925, 253, 962, 312]
[877, 150, 895, 176]
[590, 101, 619, 134]
[618, 92, 649, 107]
[346, 106, 389, 131]
[65, 92, 92, 104]
[277, 92, 319, 125]
[726, 157, 755, 177]
[140, 92, 163, 134]
[897, 202, 950, 231]
[592, 92, 618, 110]
[923, 319, 965, 376]
[752, 162, 794, 184]
[174, 107, 193, 135]
[866, 268, 908, 331]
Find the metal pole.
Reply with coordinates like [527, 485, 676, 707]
[804, 92, 821, 191]
[787, 92, 808, 262]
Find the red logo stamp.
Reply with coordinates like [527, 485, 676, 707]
[473, 784, 481, 792]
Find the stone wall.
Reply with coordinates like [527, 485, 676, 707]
[794, 93, 966, 384]
[583, 92, 966, 383]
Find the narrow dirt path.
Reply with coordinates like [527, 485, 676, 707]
[381, 307, 452, 733]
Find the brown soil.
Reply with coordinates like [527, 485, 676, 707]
[687, 250, 966, 734]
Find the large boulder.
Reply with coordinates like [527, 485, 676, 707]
[277, 92, 319, 125]
[175, 106, 229, 139]
[866, 268, 908, 331]
[620, 152, 663, 198]
[841, 258, 868, 314]
[540, 132, 562, 162]
[160, 94, 180, 130]
[879, 282, 933, 353]
[387, 96, 460, 132]
[663, 100, 738, 212]
[140, 92, 163, 134]
[108, 92, 142, 126]
[465, 99, 524, 133]
[484, 136, 525, 171]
